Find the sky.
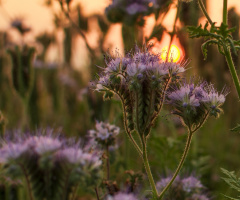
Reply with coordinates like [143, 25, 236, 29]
[0, 0, 239, 67]
[0, 0, 240, 34]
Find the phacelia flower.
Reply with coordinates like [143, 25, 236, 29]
[156, 175, 209, 200]
[56, 147, 102, 169]
[191, 194, 209, 200]
[182, 176, 203, 193]
[156, 176, 180, 191]
[25, 135, 62, 155]
[105, 0, 159, 25]
[95, 45, 186, 136]
[0, 142, 29, 163]
[0, 130, 102, 199]
[88, 121, 120, 146]
[167, 79, 228, 131]
[107, 192, 138, 200]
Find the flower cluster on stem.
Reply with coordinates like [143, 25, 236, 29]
[0, 130, 102, 200]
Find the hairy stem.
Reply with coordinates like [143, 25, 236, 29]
[198, 0, 213, 25]
[106, 145, 110, 180]
[158, 132, 193, 199]
[223, 0, 228, 24]
[223, 47, 240, 99]
[19, 163, 34, 200]
[141, 136, 158, 199]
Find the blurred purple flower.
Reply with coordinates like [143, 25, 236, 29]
[0, 142, 29, 163]
[156, 176, 180, 191]
[25, 135, 62, 155]
[191, 194, 209, 200]
[182, 176, 203, 193]
[126, 3, 148, 15]
[107, 192, 138, 200]
[55, 147, 102, 169]
[88, 121, 120, 146]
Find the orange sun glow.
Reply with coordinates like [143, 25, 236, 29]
[161, 45, 181, 62]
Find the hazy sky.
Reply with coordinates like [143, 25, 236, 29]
[0, 0, 239, 67]
[0, 0, 239, 34]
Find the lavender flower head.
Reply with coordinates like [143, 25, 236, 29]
[107, 192, 138, 200]
[167, 79, 228, 131]
[25, 135, 62, 155]
[156, 175, 209, 200]
[0, 141, 29, 163]
[181, 176, 203, 193]
[105, 0, 159, 25]
[95, 45, 186, 136]
[0, 130, 102, 199]
[88, 121, 120, 146]
[156, 176, 180, 191]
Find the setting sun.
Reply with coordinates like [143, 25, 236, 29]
[161, 45, 181, 62]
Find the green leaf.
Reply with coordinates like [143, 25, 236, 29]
[231, 124, 240, 133]
[201, 39, 219, 60]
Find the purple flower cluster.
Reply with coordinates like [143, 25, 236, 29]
[156, 175, 209, 200]
[167, 80, 228, 130]
[97, 46, 185, 91]
[95, 46, 186, 135]
[88, 121, 120, 147]
[105, 0, 158, 25]
[0, 131, 102, 188]
[107, 192, 138, 200]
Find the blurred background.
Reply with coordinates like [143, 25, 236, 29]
[0, 0, 240, 199]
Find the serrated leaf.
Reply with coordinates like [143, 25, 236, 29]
[222, 194, 240, 200]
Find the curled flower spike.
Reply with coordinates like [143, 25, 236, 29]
[95, 45, 186, 136]
[167, 79, 228, 131]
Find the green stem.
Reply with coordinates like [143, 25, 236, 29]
[223, 47, 240, 99]
[95, 187, 100, 200]
[158, 132, 193, 199]
[106, 145, 110, 180]
[19, 163, 34, 200]
[141, 136, 158, 199]
[223, 0, 228, 25]
[198, 0, 213, 25]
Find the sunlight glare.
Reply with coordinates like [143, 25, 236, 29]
[161, 45, 181, 62]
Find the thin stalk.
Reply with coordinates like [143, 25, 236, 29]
[19, 163, 34, 200]
[106, 145, 110, 180]
[60, 3, 95, 58]
[197, 0, 213, 25]
[158, 132, 193, 199]
[223, 47, 240, 99]
[70, 184, 79, 200]
[223, 0, 228, 25]
[95, 187, 100, 200]
[62, 169, 72, 200]
[141, 136, 158, 199]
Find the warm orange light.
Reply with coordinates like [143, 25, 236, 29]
[161, 45, 181, 62]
